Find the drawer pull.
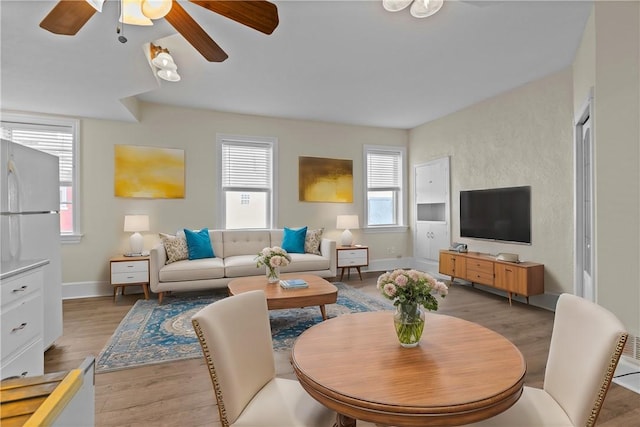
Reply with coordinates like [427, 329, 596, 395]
[11, 322, 27, 333]
[505, 269, 513, 273]
[2, 372, 28, 380]
[11, 285, 28, 293]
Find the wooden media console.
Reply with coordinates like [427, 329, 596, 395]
[439, 250, 544, 305]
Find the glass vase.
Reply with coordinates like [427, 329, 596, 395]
[394, 302, 425, 348]
[266, 266, 280, 283]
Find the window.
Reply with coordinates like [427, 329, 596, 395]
[364, 145, 406, 228]
[217, 134, 277, 229]
[1, 113, 81, 242]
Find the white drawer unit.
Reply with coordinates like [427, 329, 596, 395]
[337, 246, 369, 281]
[0, 260, 47, 380]
[110, 256, 150, 301]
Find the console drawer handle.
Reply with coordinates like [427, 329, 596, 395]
[12, 285, 28, 293]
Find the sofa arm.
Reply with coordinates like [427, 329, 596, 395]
[149, 243, 167, 293]
[320, 238, 337, 277]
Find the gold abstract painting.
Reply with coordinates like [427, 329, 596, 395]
[299, 156, 353, 202]
[114, 145, 185, 198]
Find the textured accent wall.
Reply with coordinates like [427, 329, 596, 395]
[409, 69, 574, 296]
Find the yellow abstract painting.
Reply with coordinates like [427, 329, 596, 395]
[114, 145, 185, 198]
[299, 156, 353, 202]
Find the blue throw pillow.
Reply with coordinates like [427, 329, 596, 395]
[184, 228, 215, 260]
[281, 226, 307, 254]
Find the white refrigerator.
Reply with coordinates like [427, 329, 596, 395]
[1, 139, 63, 349]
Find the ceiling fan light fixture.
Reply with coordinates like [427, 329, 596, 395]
[157, 69, 181, 82]
[152, 52, 177, 70]
[382, 0, 413, 12]
[410, 0, 444, 18]
[141, 0, 172, 20]
[86, 0, 105, 12]
[120, 0, 153, 26]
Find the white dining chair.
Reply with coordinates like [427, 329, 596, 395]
[191, 290, 336, 427]
[465, 293, 628, 427]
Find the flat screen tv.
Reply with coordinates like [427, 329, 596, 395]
[460, 186, 531, 244]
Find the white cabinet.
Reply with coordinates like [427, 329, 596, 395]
[414, 157, 450, 262]
[0, 260, 47, 380]
[415, 222, 450, 261]
[416, 158, 448, 204]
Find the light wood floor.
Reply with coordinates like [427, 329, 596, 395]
[45, 273, 639, 426]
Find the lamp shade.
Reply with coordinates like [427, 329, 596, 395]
[124, 215, 149, 232]
[410, 0, 444, 18]
[152, 52, 177, 70]
[382, 0, 412, 12]
[141, 0, 172, 20]
[120, 0, 153, 26]
[157, 69, 181, 82]
[336, 215, 359, 230]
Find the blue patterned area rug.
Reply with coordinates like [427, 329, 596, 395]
[96, 282, 392, 373]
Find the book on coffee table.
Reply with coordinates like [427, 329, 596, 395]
[279, 279, 308, 289]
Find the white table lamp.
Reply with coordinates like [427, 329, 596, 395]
[124, 215, 149, 255]
[336, 215, 359, 247]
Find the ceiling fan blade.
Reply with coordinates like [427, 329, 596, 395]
[39, 0, 97, 35]
[190, 1, 279, 35]
[165, 1, 229, 62]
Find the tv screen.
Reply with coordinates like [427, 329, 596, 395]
[460, 186, 531, 244]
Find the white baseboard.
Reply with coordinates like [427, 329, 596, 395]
[62, 281, 145, 300]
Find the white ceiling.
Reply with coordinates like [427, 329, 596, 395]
[1, 0, 592, 129]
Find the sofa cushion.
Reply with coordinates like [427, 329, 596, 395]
[223, 230, 271, 258]
[184, 228, 215, 260]
[282, 226, 307, 254]
[280, 253, 330, 273]
[225, 255, 263, 278]
[159, 257, 225, 282]
[160, 233, 189, 264]
[304, 228, 324, 255]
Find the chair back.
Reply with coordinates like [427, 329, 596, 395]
[192, 290, 276, 426]
[543, 293, 628, 427]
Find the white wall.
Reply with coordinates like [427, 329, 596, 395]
[61, 102, 408, 285]
[409, 69, 575, 296]
[576, 1, 640, 338]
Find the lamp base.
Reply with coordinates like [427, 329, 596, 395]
[341, 229, 353, 247]
[129, 232, 144, 255]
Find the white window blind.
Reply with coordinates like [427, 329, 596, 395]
[1, 115, 80, 240]
[367, 150, 401, 190]
[217, 135, 276, 230]
[221, 142, 271, 189]
[1, 122, 73, 185]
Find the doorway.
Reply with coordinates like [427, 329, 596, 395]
[575, 92, 595, 302]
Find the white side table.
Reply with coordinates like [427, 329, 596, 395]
[110, 256, 150, 301]
[337, 246, 369, 281]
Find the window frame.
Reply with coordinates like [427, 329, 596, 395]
[216, 133, 278, 230]
[363, 145, 407, 231]
[1, 112, 82, 243]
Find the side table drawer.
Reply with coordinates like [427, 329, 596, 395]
[337, 249, 368, 267]
[112, 271, 148, 285]
[111, 260, 147, 274]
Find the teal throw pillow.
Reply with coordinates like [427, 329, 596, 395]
[184, 228, 215, 260]
[281, 226, 307, 254]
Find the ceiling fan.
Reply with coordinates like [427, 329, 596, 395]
[39, 0, 279, 63]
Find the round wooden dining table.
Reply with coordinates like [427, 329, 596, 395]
[291, 311, 526, 427]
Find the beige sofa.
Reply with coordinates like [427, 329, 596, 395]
[149, 229, 337, 303]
